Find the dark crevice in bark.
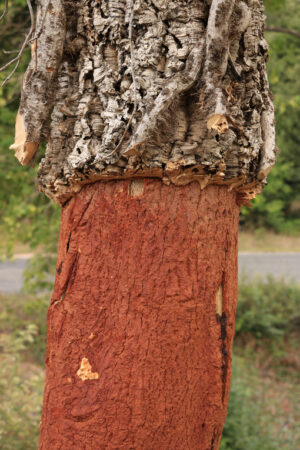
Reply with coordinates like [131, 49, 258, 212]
[52, 251, 79, 305]
[56, 261, 63, 274]
[210, 427, 218, 450]
[217, 311, 229, 404]
[66, 231, 71, 253]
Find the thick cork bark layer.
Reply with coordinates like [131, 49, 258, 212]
[11, 0, 276, 204]
[39, 180, 240, 449]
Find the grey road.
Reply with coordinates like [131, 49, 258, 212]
[0, 253, 300, 294]
[238, 252, 300, 283]
[0, 256, 29, 294]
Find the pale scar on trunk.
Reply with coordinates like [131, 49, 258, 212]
[216, 284, 223, 317]
[76, 357, 99, 381]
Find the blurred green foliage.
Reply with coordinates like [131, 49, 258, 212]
[0, 324, 44, 449]
[0, 1, 60, 270]
[0, 291, 46, 448]
[1, 278, 299, 448]
[221, 357, 277, 450]
[236, 275, 300, 339]
[221, 355, 300, 450]
[221, 275, 300, 450]
[0, 293, 48, 365]
[264, 0, 286, 11]
[241, 0, 300, 232]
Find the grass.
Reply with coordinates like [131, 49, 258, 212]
[239, 230, 300, 252]
[221, 355, 300, 450]
[221, 276, 300, 449]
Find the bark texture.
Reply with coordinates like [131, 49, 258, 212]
[12, 0, 276, 204]
[39, 180, 239, 449]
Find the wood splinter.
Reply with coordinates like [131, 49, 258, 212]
[9, 111, 39, 166]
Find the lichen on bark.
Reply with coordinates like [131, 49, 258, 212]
[11, 0, 276, 204]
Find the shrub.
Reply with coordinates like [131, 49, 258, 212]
[0, 326, 44, 449]
[236, 276, 300, 339]
[0, 294, 48, 365]
[221, 355, 300, 450]
[221, 356, 275, 450]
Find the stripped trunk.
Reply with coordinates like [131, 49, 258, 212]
[10, 0, 276, 448]
[39, 181, 239, 449]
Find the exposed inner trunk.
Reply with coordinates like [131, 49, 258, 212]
[39, 180, 239, 449]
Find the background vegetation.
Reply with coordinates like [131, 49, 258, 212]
[241, 0, 300, 233]
[0, 0, 300, 449]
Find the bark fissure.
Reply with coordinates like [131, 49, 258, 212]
[66, 231, 71, 253]
[52, 250, 80, 304]
[11, 0, 276, 204]
[217, 312, 228, 403]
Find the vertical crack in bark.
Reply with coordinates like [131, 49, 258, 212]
[52, 250, 80, 304]
[216, 281, 228, 403]
[66, 231, 72, 254]
[210, 427, 219, 450]
[216, 310, 228, 404]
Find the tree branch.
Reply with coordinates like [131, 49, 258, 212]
[265, 26, 300, 40]
[0, 0, 8, 23]
[0, 0, 35, 85]
[0, 0, 51, 85]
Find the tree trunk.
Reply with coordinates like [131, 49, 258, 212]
[39, 179, 239, 449]
[9, 0, 276, 447]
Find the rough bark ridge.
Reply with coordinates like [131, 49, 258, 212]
[12, 0, 276, 204]
[39, 180, 239, 449]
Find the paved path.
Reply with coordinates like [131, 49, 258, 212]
[238, 252, 300, 283]
[0, 256, 29, 294]
[0, 252, 299, 294]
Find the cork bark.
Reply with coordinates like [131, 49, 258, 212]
[11, 0, 276, 204]
[39, 180, 239, 449]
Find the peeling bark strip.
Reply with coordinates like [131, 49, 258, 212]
[39, 180, 239, 449]
[12, 0, 276, 203]
[18, 0, 65, 146]
[9, 112, 39, 165]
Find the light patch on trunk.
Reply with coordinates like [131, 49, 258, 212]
[216, 285, 223, 317]
[207, 114, 229, 135]
[76, 357, 99, 381]
[258, 109, 276, 180]
[9, 111, 39, 166]
[129, 179, 144, 197]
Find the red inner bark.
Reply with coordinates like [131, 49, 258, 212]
[39, 180, 240, 449]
